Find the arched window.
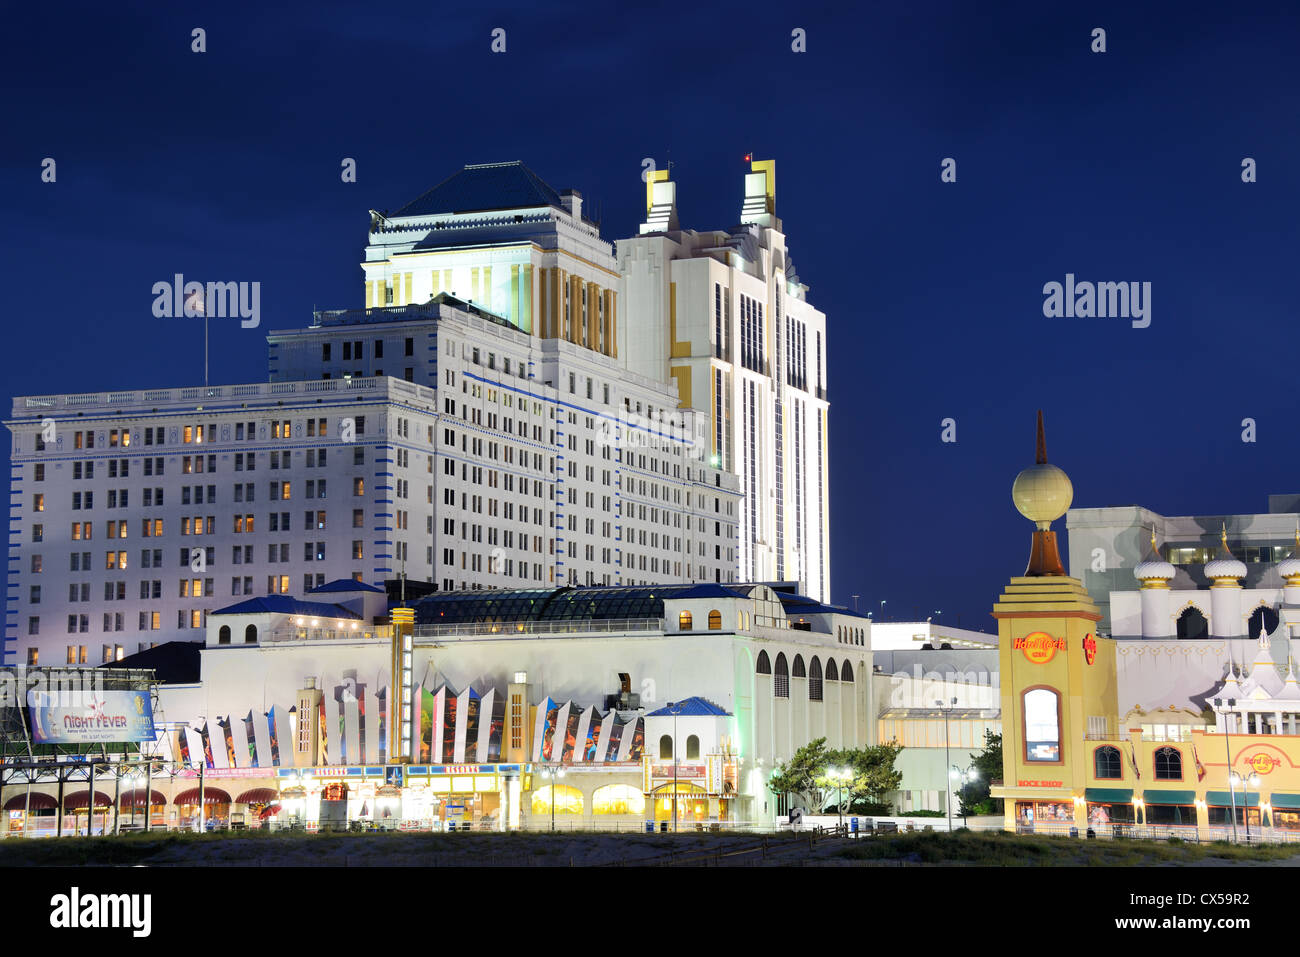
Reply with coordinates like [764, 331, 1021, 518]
[756, 650, 771, 674]
[1154, 746, 1183, 780]
[244, 624, 257, 644]
[531, 785, 583, 816]
[1176, 606, 1208, 640]
[218, 625, 231, 645]
[592, 784, 645, 815]
[792, 655, 806, 678]
[659, 734, 673, 759]
[841, 660, 854, 683]
[678, 611, 693, 631]
[825, 659, 839, 681]
[707, 609, 722, 630]
[809, 657, 823, 701]
[1248, 605, 1279, 640]
[1094, 746, 1122, 779]
[1023, 688, 1061, 763]
[686, 734, 700, 759]
[774, 653, 790, 698]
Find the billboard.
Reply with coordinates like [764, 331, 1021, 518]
[27, 689, 156, 744]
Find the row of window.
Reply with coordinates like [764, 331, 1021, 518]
[756, 650, 855, 702]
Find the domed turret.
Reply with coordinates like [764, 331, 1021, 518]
[1134, 526, 1175, 587]
[1278, 526, 1300, 586]
[1204, 524, 1247, 583]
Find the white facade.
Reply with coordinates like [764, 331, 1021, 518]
[617, 164, 831, 601]
[4, 296, 740, 668]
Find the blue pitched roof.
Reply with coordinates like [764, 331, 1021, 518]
[777, 592, 870, 620]
[308, 579, 385, 595]
[393, 161, 566, 217]
[646, 697, 732, 717]
[211, 596, 361, 619]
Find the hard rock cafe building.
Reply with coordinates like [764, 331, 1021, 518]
[993, 415, 1300, 839]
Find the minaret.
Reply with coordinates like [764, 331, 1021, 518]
[1133, 526, 1176, 638]
[992, 413, 1111, 835]
[1277, 525, 1300, 605]
[1204, 524, 1247, 638]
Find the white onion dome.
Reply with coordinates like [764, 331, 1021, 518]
[1134, 527, 1174, 586]
[1205, 525, 1246, 583]
[1278, 527, 1300, 585]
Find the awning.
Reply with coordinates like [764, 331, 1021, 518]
[235, 788, 278, 805]
[1205, 790, 1259, 807]
[4, 792, 57, 811]
[63, 790, 113, 810]
[119, 788, 166, 807]
[1085, 788, 1133, 804]
[173, 787, 232, 806]
[1142, 790, 1196, 805]
[1268, 793, 1300, 809]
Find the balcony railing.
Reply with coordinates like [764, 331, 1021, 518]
[413, 618, 664, 640]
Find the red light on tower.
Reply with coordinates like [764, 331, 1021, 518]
[744, 153, 752, 162]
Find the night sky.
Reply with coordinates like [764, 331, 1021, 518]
[4, 1, 1298, 631]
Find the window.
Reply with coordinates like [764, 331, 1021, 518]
[1247, 605, 1280, 640]
[792, 655, 806, 678]
[218, 625, 231, 645]
[756, 650, 771, 675]
[659, 735, 673, 759]
[1176, 606, 1208, 640]
[245, 624, 258, 644]
[1154, 746, 1183, 780]
[686, 735, 700, 760]
[1023, 688, 1061, 763]
[774, 653, 789, 698]
[808, 656, 823, 701]
[1094, 746, 1122, 780]
[707, 609, 722, 630]
[678, 611, 693, 631]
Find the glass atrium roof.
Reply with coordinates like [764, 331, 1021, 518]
[412, 584, 739, 625]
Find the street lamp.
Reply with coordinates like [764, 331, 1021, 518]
[937, 698, 957, 832]
[880, 600, 887, 621]
[827, 768, 852, 832]
[951, 766, 979, 827]
[541, 765, 565, 833]
[1229, 771, 1261, 842]
[667, 701, 684, 832]
[1212, 697, 1239, 843]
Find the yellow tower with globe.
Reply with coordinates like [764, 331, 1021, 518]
[990, 412, 1118, 833]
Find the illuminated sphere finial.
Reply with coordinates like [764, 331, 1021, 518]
[1011, 410, 1073, 530]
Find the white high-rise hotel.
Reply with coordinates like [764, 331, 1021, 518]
[3, 160, 829, 667]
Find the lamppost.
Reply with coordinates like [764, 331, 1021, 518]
[667, 701, 683, 832]
[1230, 771, 1261, 842]
[937, 697, 956, 832]
[827, 767, 851, 831]
[1212, 697, 1239, 843]
[541, 765, 565, 833]
[951, 766, 979, 827]
[879, 600, 887, 622]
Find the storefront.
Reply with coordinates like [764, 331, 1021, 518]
[175, 787, 232, 829]
[643, 759, 734, 824]
[275, 764, 522, 830]
[1014, 799, 1074, 828]
[1140, 790, 1196, 827]
[63, 789, 113, 835]
[1084, 788, 1134, 826]
[119, 788, 167, 830]
[4, 792, 57, 836]
[1270, 794, 1300, 830]
[1205, 790, 1263, 829]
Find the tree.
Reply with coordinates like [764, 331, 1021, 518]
[768, 738, 905, 816]
[767, 738, 832, 812]
[958, 730, 1003, 816]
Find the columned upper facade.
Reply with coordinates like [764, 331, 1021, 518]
[615, 161, 830, 602]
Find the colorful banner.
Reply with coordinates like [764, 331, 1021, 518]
[318, 699, 328, 766]
[26, 689, 156, 744]
[243, 711, 259, 768]
[419, 687, 436, 763]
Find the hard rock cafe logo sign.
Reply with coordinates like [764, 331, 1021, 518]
[1014, 631, 1065, 664]
[1246, 752, 1278, 776]
[1083, 633, 1097, 665]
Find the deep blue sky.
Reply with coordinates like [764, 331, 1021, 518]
[4, 1, 1298, 631]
